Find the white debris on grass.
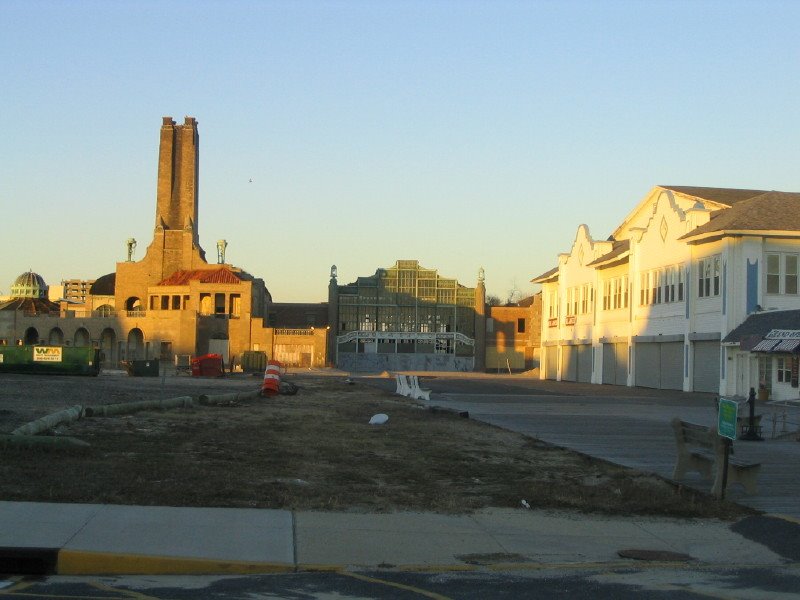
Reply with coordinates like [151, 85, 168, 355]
[369, 413, 389, 425]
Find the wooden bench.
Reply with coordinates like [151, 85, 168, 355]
[671, 418, 761, 497]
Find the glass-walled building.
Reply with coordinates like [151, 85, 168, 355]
[328, 260, 486, 372]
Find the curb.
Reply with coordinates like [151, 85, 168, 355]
[57, 550, 294, 575]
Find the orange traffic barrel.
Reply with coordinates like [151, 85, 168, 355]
[261, 360, 282, 396]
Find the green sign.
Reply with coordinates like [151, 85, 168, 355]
[718, 397, 739, 440]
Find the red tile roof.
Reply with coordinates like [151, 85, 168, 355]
[157, 267, 242, 286]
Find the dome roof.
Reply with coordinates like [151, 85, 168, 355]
[10, 271, 48, 299]
[89, 272, 116, 296]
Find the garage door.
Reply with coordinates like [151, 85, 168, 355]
[660, 342, 684, 390]
[545, 346, 558, 380]
[635, 343, 660, 388]
[693, 341, 720, 393]
[602, 343, 628, 385]
[561, 346, 577, 381]
[577, 344, 592, 383]
[635, 342, 683, 390]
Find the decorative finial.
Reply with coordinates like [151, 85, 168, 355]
[126, 238, 137, 262]
[217, 239, 228, 264]
[478, 266, 485, 283]
[330, 264, 338, 280]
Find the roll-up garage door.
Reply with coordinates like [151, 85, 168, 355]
[545, 346, 558, 380]
[603, 343, 628, 385]
[660, 342, 684, 390]
[693, 341, 720, 393]
[561, 346, 577, 381]
[577, 344, 592, 383]
[635, 343, 660, 388]
[635, 342, 683, 390]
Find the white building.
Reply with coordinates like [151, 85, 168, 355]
[534, 186, 800, 399]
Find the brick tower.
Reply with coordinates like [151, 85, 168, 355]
[156, 116, 201, 242]
[115, 117, 208, 310]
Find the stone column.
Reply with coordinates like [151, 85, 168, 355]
[327, 265, 339, 367]
[473, 267, 486, 372]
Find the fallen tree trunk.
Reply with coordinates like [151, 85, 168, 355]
[1, 434, 90, 449]
[11, 405, 84, 436]
[84, 396, 193, 417]
[198, 390, 261, 405]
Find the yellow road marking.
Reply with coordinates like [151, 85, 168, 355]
[89, 580, 162, 600]
[342, 571, 453, 600]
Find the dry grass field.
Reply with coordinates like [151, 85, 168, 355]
[0, 372, 750, 519]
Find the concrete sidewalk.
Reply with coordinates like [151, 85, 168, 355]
[0, 501, 793, 575]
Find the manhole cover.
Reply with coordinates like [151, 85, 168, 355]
[618, 549, 694, 562]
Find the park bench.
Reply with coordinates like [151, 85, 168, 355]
[671, 418, 761, 497]
[395, 374, 431, 401]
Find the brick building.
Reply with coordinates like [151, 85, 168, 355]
[0, 117, 327, 369]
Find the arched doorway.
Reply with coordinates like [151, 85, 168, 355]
[24, 327, 39, 345]
[48, 328, 64, 346]
[96, 304, 114, 317]
[74, 328, 91, 347]
[125, 297, 142, 311]
[100, 328, 116, 368]
[127, 328, 144, 361]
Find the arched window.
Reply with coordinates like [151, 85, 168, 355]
[48, 328, 64, 346]
[127, 328, 144, 361]
[24, 327, 39, 345]
[74, 328, 91, 347]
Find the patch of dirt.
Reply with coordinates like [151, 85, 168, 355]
[0, 373, 751, 518]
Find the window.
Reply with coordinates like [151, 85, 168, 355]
[787, 255, 798, 294]
[517, 318, 526, 333]
[639, 265, 684, 306]
[547, 290, 558, 319]
[698, 255, 721, 298]
[767, 254, 780, 294]
[602, 275, 628, 310]
[565, 284, 593, 316]
[767, 252, 800, 295]
[777, 357, 792, 383]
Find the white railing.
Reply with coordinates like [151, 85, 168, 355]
[337, 330, 474, 346]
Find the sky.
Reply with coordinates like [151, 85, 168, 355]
[2, 0, 799, 303]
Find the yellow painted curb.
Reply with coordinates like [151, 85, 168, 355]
[57, 549, 294, 575]
[769, 514, 800, 525]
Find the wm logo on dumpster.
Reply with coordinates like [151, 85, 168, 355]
[33, 346, 63, 362]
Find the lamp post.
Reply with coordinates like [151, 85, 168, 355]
[740, 387, 764, 441]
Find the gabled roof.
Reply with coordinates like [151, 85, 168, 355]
[531, 266, 558, 284]
[157, 266, 242, 286]
[723, 310, 800, 347]
[660, 186, 770, 207]
[680, 191, 800, 243]
[586, 239, 630, 268]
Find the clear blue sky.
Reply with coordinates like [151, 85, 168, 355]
[2, 0, 799, 302]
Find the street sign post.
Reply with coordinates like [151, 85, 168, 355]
[716, 397, 739, 500]
[718, 397, 738, 441]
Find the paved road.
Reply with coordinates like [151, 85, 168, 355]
[363, 375, 800, 518]
[5, 564, 800, 599]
